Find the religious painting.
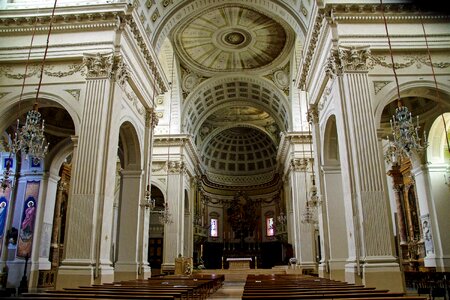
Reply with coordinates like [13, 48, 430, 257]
[0, 188, 11, 255]
[17, 181, 40, 258]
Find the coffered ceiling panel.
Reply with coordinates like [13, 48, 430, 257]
[173, 5, 292, 75]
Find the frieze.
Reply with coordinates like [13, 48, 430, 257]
[368, 54, 450, 70]
[0, 10, 167, 93]
[0, 62, 85, 80]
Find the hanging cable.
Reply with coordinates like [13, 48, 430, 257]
[419, 15, 450, 155]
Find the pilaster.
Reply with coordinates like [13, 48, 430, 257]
[57, 52, 119, 288]
[329, 45, 403, 291]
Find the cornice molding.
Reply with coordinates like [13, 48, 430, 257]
[298, 9, 325, 89]
[298, 3, 450, 88]
[0, 7, 168, 93]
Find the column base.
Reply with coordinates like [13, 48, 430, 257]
[318, 262, 330, 279]
[139, 265, 152, 279]
[345, 262, 363, 285]
[329, 259, 346, 282]
[114, 262, 139, 281]
[57, 265, 95, 289]
[57, 263, 114, 289]
[362, 262, 404, 293]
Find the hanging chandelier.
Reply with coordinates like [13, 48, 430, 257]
[301, 203, 317, 225]
[1, 3, 58, 190]
[380, 0, 427, 165]
[142, 184, 156, 210]
[10, 104, 49, 165]
[158, 201, 173, 225]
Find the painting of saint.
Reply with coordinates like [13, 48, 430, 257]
[17, 196, 38, 257]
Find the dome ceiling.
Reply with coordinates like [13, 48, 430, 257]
[202, 126, 277, 176]
[173, 5, 291, 75]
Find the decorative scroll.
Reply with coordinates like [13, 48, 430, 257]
[0, 188, 11, 255]
[17, 181, 40, 258]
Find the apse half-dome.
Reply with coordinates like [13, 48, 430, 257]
[202, 126, 277, 185]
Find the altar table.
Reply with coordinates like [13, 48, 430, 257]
[226, 257, 252, 269]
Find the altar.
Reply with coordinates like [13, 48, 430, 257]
[226, 257, 252, 269]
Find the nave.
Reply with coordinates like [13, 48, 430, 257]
[1, 268, 441, 300]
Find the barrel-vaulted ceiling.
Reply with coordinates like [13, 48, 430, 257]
[171, 3, 297, 186]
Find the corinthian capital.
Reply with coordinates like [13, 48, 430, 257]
[83, 52, 114, 78]
[339, 46, 371, 72]
[168, 161, 184, 174]
[291, 158, 309, 172]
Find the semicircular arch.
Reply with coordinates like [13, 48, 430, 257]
[182, 75, 291, 136]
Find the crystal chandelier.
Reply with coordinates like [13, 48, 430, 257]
[384, 104, 427, 165]
[380, 0, 427, 165]
[158, 202, 173, 225]
[301, 203, 317, 225]
[10, 104, 49, 165]
[141, 185, 156, 210]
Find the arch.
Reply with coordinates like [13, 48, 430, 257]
[427, 113, 450, 164]
[47, 137, 74, 176]
[374, 80, 450, 127]
[118, 121, 142, 171]
[182, 75, 291, 136]
[322, 115, 340, 166]
[0, 91, 81, 136]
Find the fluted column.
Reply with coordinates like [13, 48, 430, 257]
[328, 46, 402, 292]
[57, 52, 120, 288]
[161, 161, 185, 272]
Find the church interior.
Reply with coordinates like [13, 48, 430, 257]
[0, 0, 449, 298]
